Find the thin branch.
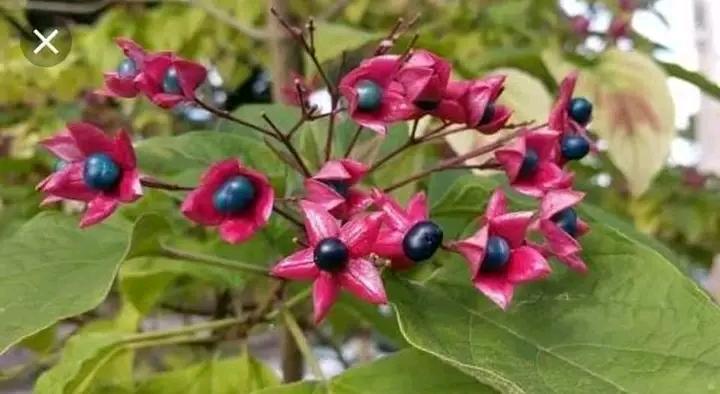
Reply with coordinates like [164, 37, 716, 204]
[161, 244, 270, 276]
[261, 114, 312, 177]
[273, 206, 304, 229]
[344, 125, 364, 157]
[140, 178, 195, 191]
[282, 310, 326, 380]
[194, 98, 277, 139]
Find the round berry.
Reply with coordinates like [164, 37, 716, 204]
[552, 208, 578, 237]
[54, 160, 68, 172]
[402, 221, 444, 262]
[414, 99, 439, 111]
[518, 148, 539, 178]
[355, 79, 382, 112]
[560, 135, 590, 161]
[117, 58, 138, 79]
[213, 176, 256, 214]
[478, 102, 496, 126]
[320, 179, 349, 198]
[314, 237, 349, 272]
[83, 153, 120, 191]
[162, 66, 182, 94]
[481, 235, 510, 273]
[567, 97, 593, 125]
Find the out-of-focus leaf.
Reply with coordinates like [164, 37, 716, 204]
[312, 22, 380, 64]
[659, 61, 720, 101]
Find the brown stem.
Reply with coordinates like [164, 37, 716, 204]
[382, 128, 529, 192]
[325, 97, 337, 161]
[194, 98, 277, 140]
[266, 0, 304, 101]
[262, 114, 312, 177]
[273, 206, 304, 228]
[344, 125, 364, 157]
[140, 178, 195, 191]
[419, 125, 470, 142]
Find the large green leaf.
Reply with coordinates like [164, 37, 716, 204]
[390, 175, 720, 393]
[253, 349, 495, 394]
[543, 49, 675, 196]
[0, 213, 131, 354]
[313, 22, 380, 64]
[137, 352, 279, 394]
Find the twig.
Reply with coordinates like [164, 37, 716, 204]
[193, 98, 277, 139]
[273, 206, 304, 228]
[374, 13, 421, 55]
[344, 125, 364, 157]
[161, 244, 269, 276]
[140, 178, 195, 191]
[261, 114, 312, 177]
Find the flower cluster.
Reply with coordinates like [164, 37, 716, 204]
[37, 20, 595, 322]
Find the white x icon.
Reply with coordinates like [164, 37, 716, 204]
[33, 29, 59, 55]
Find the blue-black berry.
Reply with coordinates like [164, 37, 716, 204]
[567, 97, 593, 125]
[552, 208, 578, 237]
[213, 176, 256, 214]
[314, 237, 349, 272]
[355, 79, 383, 112]
[479, 102, 496, 125]
[321, 179, 350, 198]
[83, 153, 120, 191]
[518, 148, 539, 178]
[481, 235, 510, 273]
[402, 221, 444, 262]
[117, 58, 138, 79]
[560, 135, 590, 161]
[162, 66, 182, 94]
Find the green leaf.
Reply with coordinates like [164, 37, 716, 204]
[313, 22, 380, 64]
[0, 213, 130, 354]
[34, 332, 127, 394]
[254, 349, 495, 394]
[543, 49, 675, 195]
[659, 61, 720, 101]
[135, 131, 287, 191]
[137, 352, 279, 394]
[391, 175, 720, 393]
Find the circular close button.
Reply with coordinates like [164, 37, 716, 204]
[20, 22, 72, 67]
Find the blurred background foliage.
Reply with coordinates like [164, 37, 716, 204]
[3, 0, 720, 390]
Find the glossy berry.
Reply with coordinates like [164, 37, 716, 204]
[213, 176, 256, 214]
[321, 179, 350, 198]
[414, 99, 439, 111]
[481, 235, 510, 273]
[479, 102, 496, 125]
[552, 208, 578, 237]
[83, 153, 120, 191]
[518, 148, 539, 178]
[54, 160, 68, 172]
[355, 79, 382, 111]
[117, 58, 138, 79]
[402, 221, 444, 262]
[314, 237, 349, 272]
[162, 66, 182, 94]
[567, 97, 593, 125]
[561, 135, 590, 161]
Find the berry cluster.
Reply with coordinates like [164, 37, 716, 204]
[37, 17, 594, 322]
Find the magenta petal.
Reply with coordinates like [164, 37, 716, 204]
[539, 189, 585, 220]
[485, 189, 509, 220]
[473, 275, 514, 310]
[540, 220, 582, 257]
[489, 212, 533, 248]
[103, 74, 139, 98]
[476, 105, 512, 135]
[142, 54, 173, 86]
[112, 168, 143, 202]
[68, 123, 115, 156]
[112, 130, 137, 169]
[80, 195, 118, 228]
[372, 228, 410, 269]
[313, 273, 340, 324]
[303, 179, 345, 211]
[495, 139, 525, 182]
[339, 159, 368, 184]
[181, 188, 224, 226]
[219, 216, 260, 244]
[406, 192, 429, 223]
[434, 97, 466, 124]
[174, 59, 207, 98]
[271, 248, 318, 280]
[506, 246, 551, 283]
[40, 195, 63, 206]
[340, 212, 383, 257]
[371, 189, 410, 231]
[115, 37, 146, 64]
[38, 163, 95, 202]
[313, 160, 353, 181]
[339, 258, 387, 304]
[40, 132, 83, 162]
[549, 72, 578, 131]
[300, 200, 341, 245]
[558, 253, 588, 273]
[150, 93, 185, 109]
[343, 189, 373, 217]
[451, 226, 488, 276]
[576, 219, 590, 237]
